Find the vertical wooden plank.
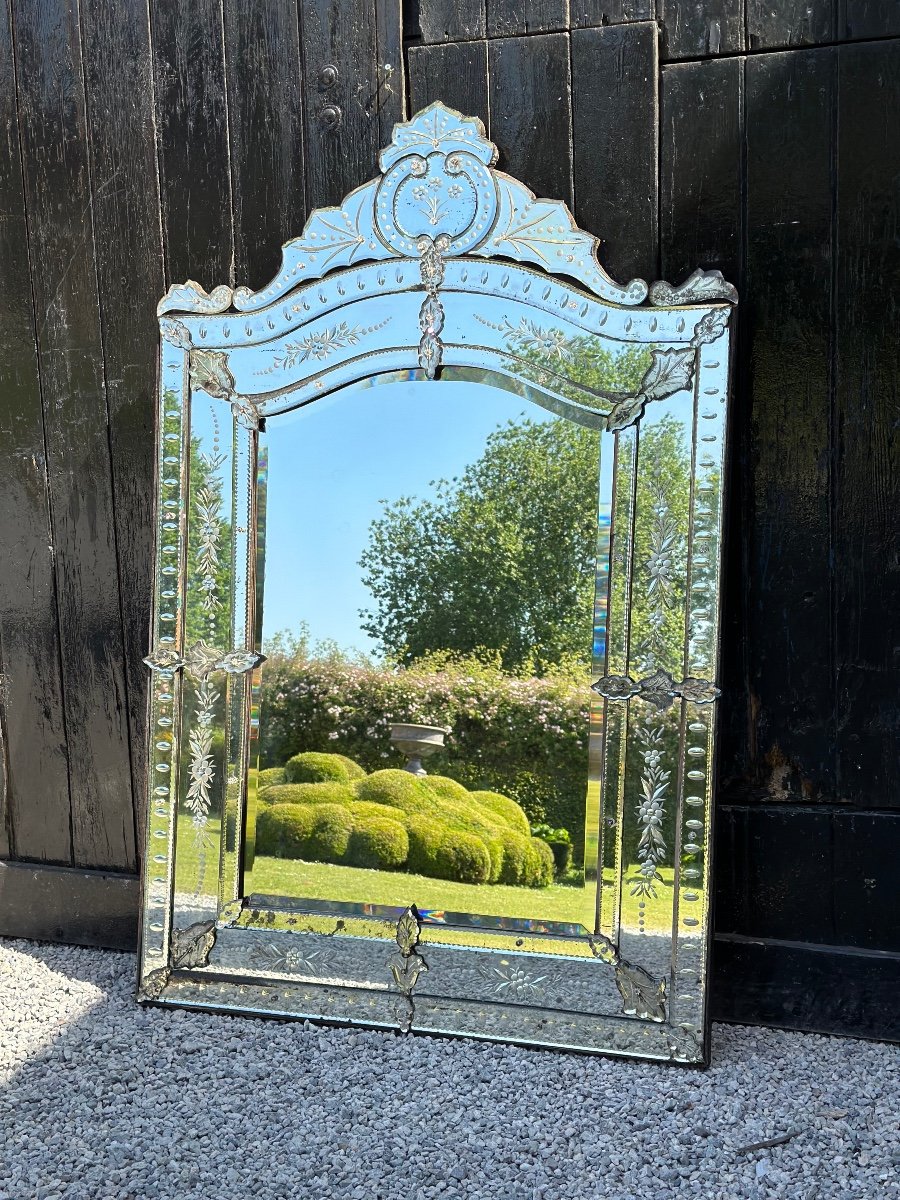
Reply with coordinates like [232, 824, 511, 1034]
[571, 22, 658, 286]
[417, 0, 486, 43]
[658, 0, 746, 59]
[839, 0, 900, 39]
[374, 0, 405, 146]
[151, 0, 234, 287]
[223, 0, 307, 289]
[660, 59, 742, 296]
[407, 40, 490, 129]
[11, 0, 134, 870]
[486, 0, 569, 37]
[0, 710, 9, 860]
[297, 0, 381, 210]
[740, 49, 836, 801]
[488, 32, 573, 209]
[79, 0, 166, 857]
[834, 41, 900, 807]
[660, 58, 745, 785]
[571, 0, 653, 26]
[0, 0, 71, 864]
[746, 0, 835, 49]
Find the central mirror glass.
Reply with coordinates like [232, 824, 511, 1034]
[244, 373, 611, 935]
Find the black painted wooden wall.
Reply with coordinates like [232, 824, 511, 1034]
[0, 0, 897, 1041]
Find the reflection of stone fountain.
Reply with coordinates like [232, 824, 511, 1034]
[389, 723, 450, 776]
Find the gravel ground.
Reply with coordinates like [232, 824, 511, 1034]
[1, 938, 897, 1200]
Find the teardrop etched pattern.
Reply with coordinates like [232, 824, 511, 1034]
[140, 342, 189, 987]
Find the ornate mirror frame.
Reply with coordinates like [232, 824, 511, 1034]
[138, 103, 736, 1064]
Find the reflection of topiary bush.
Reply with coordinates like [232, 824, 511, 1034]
[405, 813, 444, 877]
[351, 800, 407, 824]
[346, 816, 409, 870]
[284, 751, 366, 785]
[259, 653, 591, 859]
[257, 803, 315, 857]
[356, 770, 434, 813]
[258, 767, 286, 792]
[434, 830, 492, 884]
[304, 803, 353, 861]
[525, 837, 555, 888]
[423, 775, 471, 805]
[256, 802, 353, 862]
[254, 756, 555, 887]
[471, 790, 531, 838]
[264, 782, 355, 808]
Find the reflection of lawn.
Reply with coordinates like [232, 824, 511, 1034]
[171, 815, 681, 935]
[248, 855, 678, 934]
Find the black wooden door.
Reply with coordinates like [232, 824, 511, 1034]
[1, 0, 898, 1042]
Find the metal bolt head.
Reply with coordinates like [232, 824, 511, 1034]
[318, 64, 339, 88]
[319, 103, 342, 131]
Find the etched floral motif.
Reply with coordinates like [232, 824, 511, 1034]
[591, 673, 640, 701]
[615, 960, 667, 1022]
[189, 349, 234, 400]
[679, 677, 721, 704]
[644, 477, 679, 632]
[630, 717, 669, 898]
[186, 676, 218, 857]
[502, 316, 573, 361]
[638, 668, 677, 711]
[183, 640, 222, 680]
[195, 486, 222, 614]
[691, 308, 730, 347]
[477, 320, 695, 431]
[160, 318, 191, 348]
[649, 267, 738, 307]
[249, 941, 333, 977]
[217, 650, 266, 675]
[389, 906, 427, 1032]
[587, 937, 667, 1022]
[477, 960, 546, 1002]
[275, 323, 363, 367]
[170, 921, 216, 970]
[144, 646, 186, 673]
[416, 234, 449, 379]
[257, 319, 392, 376]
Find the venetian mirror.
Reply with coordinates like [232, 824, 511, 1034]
[138, 103, 736, 1064]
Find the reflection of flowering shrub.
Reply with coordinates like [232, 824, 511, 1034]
[258, 651, 592, 856]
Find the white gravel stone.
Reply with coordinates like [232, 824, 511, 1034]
[0, 937, 897, 1199]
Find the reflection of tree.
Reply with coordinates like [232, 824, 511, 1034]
[508, 329, 653, 416]
[359, 417, 600, 676]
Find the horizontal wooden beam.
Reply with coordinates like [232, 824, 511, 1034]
[0, 861, 139, 951]
[712, 933, 900, 1043]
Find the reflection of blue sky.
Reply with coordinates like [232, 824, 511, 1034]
[261, 379, 557, 656]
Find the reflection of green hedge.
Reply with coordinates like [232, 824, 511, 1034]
[472, 790, 531, 838]
[346, 816, 408, 870]
[285, 751, 366, 784]
[258, 654, 591, 859]
[254, 753, 553, 887]
[263, 782, 355, 808]
[258, 767, 286, 791]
